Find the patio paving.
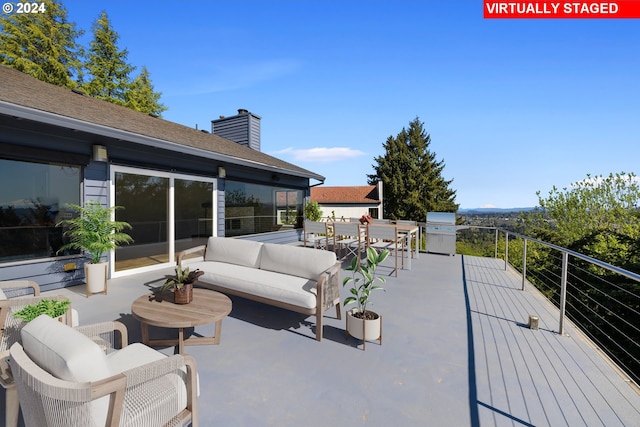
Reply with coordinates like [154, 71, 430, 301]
[2, 251, 639, 426]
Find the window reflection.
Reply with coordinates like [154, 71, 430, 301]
[225, 181, 302, 236]
[0, 159, 80, 262]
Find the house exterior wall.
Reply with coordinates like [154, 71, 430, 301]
[317, 204, 381, 222]
[0, 115, 309, 289]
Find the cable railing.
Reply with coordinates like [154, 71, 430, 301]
[456, 226, 640, 388]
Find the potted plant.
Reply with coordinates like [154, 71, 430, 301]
[57, 201, 133, 297]
[12, 298, 71, 323]
[343, 246, 389, 349]
[359, 214, 373, 225]
[161, 264, 204, 304]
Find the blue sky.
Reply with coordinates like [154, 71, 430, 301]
[63, 0, 640, 209]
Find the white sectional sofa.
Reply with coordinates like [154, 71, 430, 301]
[177, 236, 342, 341]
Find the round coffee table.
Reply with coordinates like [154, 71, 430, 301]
[131, 288, 232, 354]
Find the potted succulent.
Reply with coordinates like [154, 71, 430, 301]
[57, 201, 133, 297]
[343, 246, 389, 349]
[12, 298, 71, 323]
[161, 264, 204, 304]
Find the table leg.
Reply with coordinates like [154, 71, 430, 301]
[213, 319, 223, 345]
[140, 322, 150, 346]
[178, 328, 185, 354]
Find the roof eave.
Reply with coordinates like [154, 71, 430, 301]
[0, 101, 326, 182]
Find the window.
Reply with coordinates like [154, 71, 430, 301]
[225, 181, 303, 236]
[112, 167, 215, 273]
[0, 159, 80, 263]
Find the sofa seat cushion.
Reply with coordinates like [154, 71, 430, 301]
[190, 261, 318, 309]
[204, 236, 263, 268]
[259, 243, 337, 280]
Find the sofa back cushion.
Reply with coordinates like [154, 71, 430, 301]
[205, 236, 263, 268]
[259, 243, 337, 280]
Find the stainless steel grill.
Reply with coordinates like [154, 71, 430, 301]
[425, 212, 456, 255]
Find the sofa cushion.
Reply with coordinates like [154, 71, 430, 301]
[190, 261, 318, 309]
[259, 243, 337, 280]
[20, 314, 112, 426]
[204, 236, 263, 268]
[20, 314, 110, 383]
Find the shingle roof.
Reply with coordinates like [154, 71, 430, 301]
[0, 65, 323, 180]
[311, 185, 380, 204]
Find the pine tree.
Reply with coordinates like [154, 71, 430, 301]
[368, 117, 458, 221]
[82, 11, 134, 106]
[0, 0, 83, 88]
[125, 66, 167, 116]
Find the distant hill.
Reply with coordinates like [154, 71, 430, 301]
[458, 207, 536, 214]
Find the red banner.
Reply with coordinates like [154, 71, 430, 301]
[484, 1, 640, 18]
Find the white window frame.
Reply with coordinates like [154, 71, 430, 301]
[110, 165, 217, 278]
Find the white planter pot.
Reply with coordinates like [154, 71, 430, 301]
[346, 308, 382, 349]
[85, 262, 108, 296]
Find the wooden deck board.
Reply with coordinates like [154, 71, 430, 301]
[464, 255, 640, 427]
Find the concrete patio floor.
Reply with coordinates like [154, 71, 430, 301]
[3, 251, 640, 426]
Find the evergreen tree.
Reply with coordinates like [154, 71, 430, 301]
[368, 117, 458, 221]
[0, 0, 82, 88]
[82, 11, 133, 106]
[125, 66, 167, 116]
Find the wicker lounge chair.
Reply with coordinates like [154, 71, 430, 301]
[8, 315, 198, 427]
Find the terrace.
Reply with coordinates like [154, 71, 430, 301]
[3, 233, 640, 426]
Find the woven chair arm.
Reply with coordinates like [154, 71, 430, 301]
[317, 262, 341, 312]
[120, 354, 198, 427]
[0, 280, 40, 297]
[75, 321, 129, 351]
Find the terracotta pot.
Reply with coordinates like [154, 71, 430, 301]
[174, 283, 193, 304]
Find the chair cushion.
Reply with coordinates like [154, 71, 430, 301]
[20, 314, 110, 383]
[259, 243, 337, 280]
[0, 288, 5, 300]
[204, 236, 263, 268]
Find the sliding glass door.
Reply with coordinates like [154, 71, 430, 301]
[112, 167, 215, 275]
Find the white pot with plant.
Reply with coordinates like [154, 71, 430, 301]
[343, 247, 389, 350]
[57, 201, 133, 297]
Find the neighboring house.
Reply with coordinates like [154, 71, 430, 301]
[0, 65, 324, 291]
[310, 182, 383, 221]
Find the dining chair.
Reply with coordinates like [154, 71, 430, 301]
[366, 224, 404, 277]
[303, 220, 329, 250]
[333, 222, 364, 263]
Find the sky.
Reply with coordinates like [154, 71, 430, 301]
[60, 0, 640, 209]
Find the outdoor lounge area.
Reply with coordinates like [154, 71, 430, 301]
[2, 249, 639, 426]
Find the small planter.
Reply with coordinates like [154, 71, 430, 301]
[173, 283, 193, 304]
[345, 308, 382, 350]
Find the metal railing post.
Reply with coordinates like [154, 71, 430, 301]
[494, 228, 498, 259]
[522, 238, 527, 291]
[504, 231, 509, 271]
[559, 251, 568, 335]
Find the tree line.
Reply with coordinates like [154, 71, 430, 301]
[0, 1, 166, 116]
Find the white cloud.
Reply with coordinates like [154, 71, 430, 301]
[480, 204, 497, 209]
[271, 147, 366, 163]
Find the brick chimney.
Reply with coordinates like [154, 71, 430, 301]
[211, 109, 261, 151]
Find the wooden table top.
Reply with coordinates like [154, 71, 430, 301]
[131, 288, 232, 329]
